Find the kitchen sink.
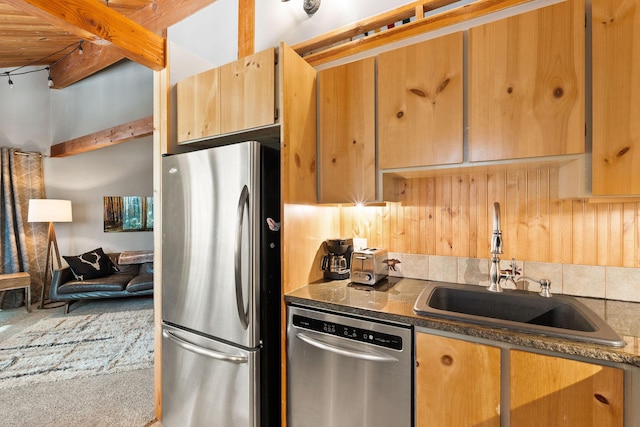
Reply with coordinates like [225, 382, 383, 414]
[413, 282, 626, 347]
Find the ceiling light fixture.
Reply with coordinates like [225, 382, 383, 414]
[78, 41, 84, 55]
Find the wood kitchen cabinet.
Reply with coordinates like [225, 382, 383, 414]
[377, 32, 463, 169]
[510, 350, 624, 426]
[317, 57, 376, 204]
[416, 332, 625, 426]
[176, 48, 276, 144]
[591, 0, 640, 195]
[468, 0, 585, 162]
[415, 333, 500, 427]
[176, 67, 221, 142]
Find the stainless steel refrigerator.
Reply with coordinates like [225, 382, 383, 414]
[161, 141, 281, 427]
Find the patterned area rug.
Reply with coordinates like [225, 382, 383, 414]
[0, 309, 154, 389]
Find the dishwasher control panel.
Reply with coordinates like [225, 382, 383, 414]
[292, 314, 403, 350]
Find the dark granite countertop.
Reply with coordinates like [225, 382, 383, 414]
[285, 277, 640, 368]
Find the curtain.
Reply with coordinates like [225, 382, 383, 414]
[0, 148, 47, 309]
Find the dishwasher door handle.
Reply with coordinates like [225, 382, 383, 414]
[295, 332, 399, 363]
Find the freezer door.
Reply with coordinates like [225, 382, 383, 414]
[162, 324, 258, 427]
[162, 141, 260, 347]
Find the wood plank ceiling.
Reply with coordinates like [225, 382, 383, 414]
[0, 0, 218, 89]
[0, 0, 149, 69]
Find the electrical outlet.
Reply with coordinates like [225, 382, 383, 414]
[353, 238, 367, 250]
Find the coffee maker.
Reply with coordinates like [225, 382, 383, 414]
[321, 238, 354, 280]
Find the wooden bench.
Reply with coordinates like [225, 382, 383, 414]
[0, 272, 31, 312]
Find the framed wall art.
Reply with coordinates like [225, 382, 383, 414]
[103, 196, 153, 232]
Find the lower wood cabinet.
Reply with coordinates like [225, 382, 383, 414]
[415, 333, 501, 426]
[416, 332, 625, 427]
[510, 349, 624, 427]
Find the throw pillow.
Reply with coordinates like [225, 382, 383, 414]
[63, 247, 118, 280]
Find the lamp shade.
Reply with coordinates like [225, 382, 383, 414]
[28, 199, 73, 223]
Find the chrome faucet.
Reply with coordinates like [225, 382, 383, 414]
[488, 202, 504, 292]
[487, 202, 551, 297]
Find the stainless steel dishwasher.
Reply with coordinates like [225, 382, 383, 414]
[287, 305, 413, 427]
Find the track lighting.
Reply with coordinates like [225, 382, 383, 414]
[8, 76, 14, 89]
[78, 41, 84, 55]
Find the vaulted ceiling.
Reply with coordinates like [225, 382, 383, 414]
[0, 0, 217, 88]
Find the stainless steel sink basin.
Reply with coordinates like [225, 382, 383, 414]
[414, 282, 626, 347]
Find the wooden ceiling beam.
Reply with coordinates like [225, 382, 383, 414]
[2, 0, 165, 71]
[238, 0, 255, 58]
[48, 0, 219, 89]
[49, 116, 154, 158]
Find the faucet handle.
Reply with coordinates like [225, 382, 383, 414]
[501, 258, 521, 277]
[539, 279, 552, 298]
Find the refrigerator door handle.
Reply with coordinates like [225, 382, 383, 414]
[162, 329, 249, 364]
[295, 332, 399, 363]
[234, 184, 250, 330]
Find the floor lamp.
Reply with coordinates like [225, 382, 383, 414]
[28, 199, 73, 309]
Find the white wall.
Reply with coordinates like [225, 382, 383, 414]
[0, 60, 154, 259]
[169, 0, 411, 62]
[168, 0, 239, 69]
[0, 67, 51, 153]
[255, 0, 412, 50]
[50, 61, 152, 142]
[44, 137, 153, 256]
[47, 60, 154, 256]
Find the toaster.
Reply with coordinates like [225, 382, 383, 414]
[350, 248, 388, 285]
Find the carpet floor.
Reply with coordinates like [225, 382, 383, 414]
[0, 297, 156, 426]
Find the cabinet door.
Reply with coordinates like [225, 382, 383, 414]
[468, 0, 584, 161]
[176, 67, 221, 143]
[510, 350, 624, 426]
[592, 0, 640, 195]
[378, 32, 463, 169]
[317, 58, 376, 204]
[220, 48, 276, 134]
[416, 333, 500, 427]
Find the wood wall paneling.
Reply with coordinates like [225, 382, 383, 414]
[341, 168, 640, 268]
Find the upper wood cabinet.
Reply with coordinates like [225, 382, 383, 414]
[176, 67, 221, 142]
[317, 57, 376, 204]
[510, 350, 624, 426]
[378, 32, 464, 169]
[176, 48, 276, 144]
[468, 0, 585, 162]
[219, 48, 276, 135]
[591, 0, 640, 195]
[416, 332, 500, 427]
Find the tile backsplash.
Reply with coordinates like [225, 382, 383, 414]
[387, 252, 640, 303]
